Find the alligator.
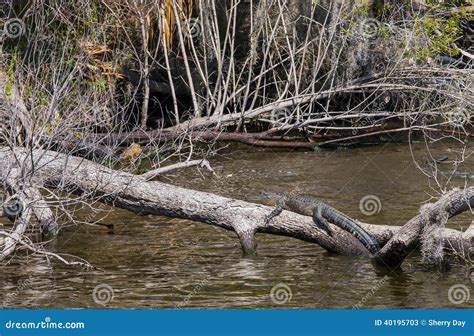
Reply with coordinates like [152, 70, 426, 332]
[259, 192, 380, 254]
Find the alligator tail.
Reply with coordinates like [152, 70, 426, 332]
[345, 222, 379, 254]
[324, 210, 379, 254]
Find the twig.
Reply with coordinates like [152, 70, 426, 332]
[141, 159, 214, 180]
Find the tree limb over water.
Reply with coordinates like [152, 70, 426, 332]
[0, 1, 472, 270]
[0, 148, 471, 268]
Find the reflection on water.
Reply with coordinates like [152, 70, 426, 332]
[0, 143, 472, 308]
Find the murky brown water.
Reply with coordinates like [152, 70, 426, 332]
[1, 142, 472, 309]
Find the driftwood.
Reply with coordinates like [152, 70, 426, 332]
[0, 147, 472, 267]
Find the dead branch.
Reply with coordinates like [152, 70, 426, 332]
[2, 169, 59, 236]
[0, 70, 33, 145]
[375, 187, 474, 268]
[141, 159, 214, 180]
[0, 147, 471, 263]
[0, 206, 32, 260]
[0, 230, 91, 267]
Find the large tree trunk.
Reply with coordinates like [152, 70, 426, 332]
[0, 147, 472, 265]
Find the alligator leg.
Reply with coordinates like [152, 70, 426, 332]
[312, 206, 332, 236]
[264, 206, 283, 225]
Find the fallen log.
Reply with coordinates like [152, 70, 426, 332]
[0, 147, 471, 266]
[375, 187, 474, 268]
[83, 128, 319, 149]
[2, 168, 58, 237]
[0, 201, 32, 260]
[82, 124, 473, 153]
